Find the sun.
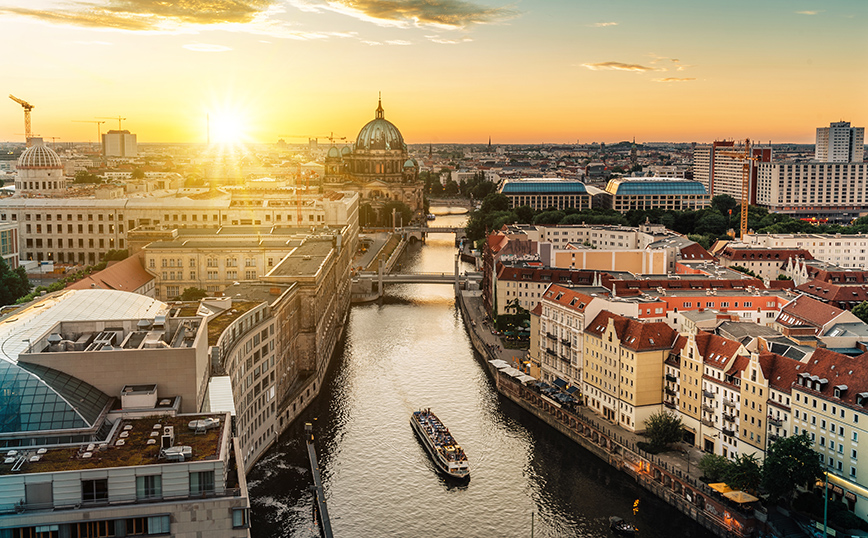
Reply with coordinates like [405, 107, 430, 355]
[209, 111, 248, 145]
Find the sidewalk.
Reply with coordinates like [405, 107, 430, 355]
[461, 292, 708, 486]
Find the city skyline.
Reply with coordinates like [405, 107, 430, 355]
[0, 0, 866, 145]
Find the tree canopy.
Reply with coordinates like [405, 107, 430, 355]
[0, 258, 32, 306]
[762, 432, 823, 503]
[643, 410, 683, 450]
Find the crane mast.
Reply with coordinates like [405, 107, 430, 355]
[9, 95, 35, 147]
[717, 139, 760, 240]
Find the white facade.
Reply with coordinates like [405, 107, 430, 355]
[742, 233, 868, 269]
[103, 130, 138, 158]
[756, 162, 868, 214]
[816, 121, 864, 163]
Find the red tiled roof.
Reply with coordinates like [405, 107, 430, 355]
[497, 265, 603, 286]
[530, 303, 543, 316]
[680, 243, 715, 261]
[757, 352, 802, 392]
[767, 280, 795, 290]
[586, 311, 677, 351]
[807, 269, 868, 284]
[693, 332, 745, 369]
[67, 254, 154, 293]
[725, 355, 750, 379]
[720, 247, 814, 262]
[796, 280, 868, 305]
[611, 277, 763, 295]
[793, 347, 868, 408]
[777, 295, 846, 329]
[542, 284, 595, 313]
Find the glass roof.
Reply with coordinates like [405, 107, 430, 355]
[606, 179, 707, 196]
[501, 181, 588, 194]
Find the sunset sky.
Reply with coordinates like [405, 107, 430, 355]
[0, 0, 866, 145]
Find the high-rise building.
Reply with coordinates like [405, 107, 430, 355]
[816, 121, 864, 163]
[692, 141, 771, 202]
[102, 129, 138, 158]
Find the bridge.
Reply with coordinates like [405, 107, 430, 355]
[354, 271, 482, 285]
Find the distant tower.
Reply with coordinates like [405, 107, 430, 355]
[816, 121, 864, 162]
[488, 136, 491, 151]
[429, 144, 432, 159]
[630, 137, 637, 166]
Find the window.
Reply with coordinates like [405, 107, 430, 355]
[82, 479, 108, 503]
[71, 520, 114, 538]
[126, 516, 170, 536]
[233, 508, 249, 529]
[189, 471, 215, 495]
[136, 475, 162, 499]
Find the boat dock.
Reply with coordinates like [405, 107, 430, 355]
[305, 422, 334, 538]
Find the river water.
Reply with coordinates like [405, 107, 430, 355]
[247, 211, 713, 538]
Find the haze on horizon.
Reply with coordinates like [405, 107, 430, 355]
[0, 0, 865, 146]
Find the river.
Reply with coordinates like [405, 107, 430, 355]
[247, 211, 713, 538]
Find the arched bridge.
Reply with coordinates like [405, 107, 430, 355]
[354, 271, 482, 285]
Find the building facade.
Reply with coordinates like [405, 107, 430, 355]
[816, 121, 864, 163]
[604, 178, 710, 213]
[499, 179, 595, 211]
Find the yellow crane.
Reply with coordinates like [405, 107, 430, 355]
[97, 116, 126, 130]
[717, 139, 760, 239]
[8, 95, 35, 147]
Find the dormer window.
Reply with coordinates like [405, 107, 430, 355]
[857, 393, 868, 406]
[834, 385, 848, 399]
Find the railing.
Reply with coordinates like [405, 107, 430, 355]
[768, 417, 783, 427]
[722, 428, 736, 437]
[559, 354, 571, 363]
[546, 348, 557, 357]
[701, 418, 714, 427]
[5, 487, 244, 515]
[665, 374, 677, 382]
[703, 390, 714, 399]
[560, 339, 571, 348]
[723, 399, 736, 408]
[664, 401, 676, 409]
[665, 388, 677, 396]
[702, 404, 714, 413]
[723, 414, 736, 423]
[546, 332, 557, 340]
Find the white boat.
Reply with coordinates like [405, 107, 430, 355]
[410, 409, 469, 479]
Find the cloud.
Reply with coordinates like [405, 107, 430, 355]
[0, 0, 280, 31]
[73, 40, 113, 45]
[582, 62, 657, 72]
[291, 0, 517, 29]
[589, 21, 617, 27]
[385, 39, 412, 45]
[653, 77, 696, 82]
[425, 34, 472, 44]
[183, 43, 233, 52]
[795, 10, 822, 15]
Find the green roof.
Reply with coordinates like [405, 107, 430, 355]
[501, 181, 588, 194]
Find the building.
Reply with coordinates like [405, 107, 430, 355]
[67, 253, 155, 296]
[754, 162, 868, 221]
[322, 98, 424, 213]
[692, 141, 771, 202]
[0, 289, 250, 537]
[102, 130, 138, 158]
[717, 245, 814, 281]
[816, 121, 864, 163]
[0, 188, 359, 265]
[0, 221, 18, 269]
[604, 177, 710, 213]
[499, 178, 596, 211]
[12, 138, 65, 196]
[583, 310, 677, 432]
[742, 234, 868, 270]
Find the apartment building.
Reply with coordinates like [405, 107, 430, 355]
[816, 121, 864, 163]
[743, 233, 868, 270]
[692, 141, 771, 201]
[583, 311, 677, 432]
[499, 178, 596, 211]
[717, 246, 814, 281]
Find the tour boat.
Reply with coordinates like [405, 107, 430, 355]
[410, 409, 469, 479]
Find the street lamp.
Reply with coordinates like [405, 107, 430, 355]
[823, 472, 829, 538]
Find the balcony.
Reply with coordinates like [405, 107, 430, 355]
[560, 338, 571, 348]
[768, 417, 783, 427]
[702, 419, 714, 427]
[665, 374, 677, 383]
[664, 401, 676, 409]
[665, 387, 677, 396]
[702, 404, 714, 414]
[546, 332, 557, 340]
[546, 348, 557, 357]
[559, 354, 571, 363]
[722, 428, 736, 437]
[703, 390, 714, 399]
[723, 399, 736, 408]
[723, 414, 736, 423]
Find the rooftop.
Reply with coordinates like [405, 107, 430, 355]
[605, 177, 708, 196]
[500, 178, 588, 194]
[0, 413, 225, 476]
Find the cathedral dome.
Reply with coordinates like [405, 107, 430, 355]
[327, 146, 341, 158]
[17, 138, 62, 169]
[341, 146, 351, 156]
[355, 99, 405, 151]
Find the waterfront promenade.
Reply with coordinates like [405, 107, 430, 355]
[458, 290, 771, 538]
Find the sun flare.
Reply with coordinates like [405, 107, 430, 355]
[209, 111, 247, 145]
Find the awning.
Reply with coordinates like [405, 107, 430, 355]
[723, 491, 759, 503]
[553, 378, 567, 389]
[489, 359, 510, 369]
[517, 374, 536, 385]
[709, 483, 733, 494]
[566, 386, 578, 394]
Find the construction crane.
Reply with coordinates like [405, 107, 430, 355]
[73, 120, 106, 154]
[279, 133, 347, 144]
[9, 95, 35, 147]
[97, 116, 126, 130]
[717, 139, 760, 239]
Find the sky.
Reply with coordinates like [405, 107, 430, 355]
[0, 0, 866, 145]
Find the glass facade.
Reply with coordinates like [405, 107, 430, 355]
[502, 181, 588, 194]
[608, 180, 707, 196]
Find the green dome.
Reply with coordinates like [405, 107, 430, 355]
[403, 159, 416, 168]
[355, 99, 405, 152]
[327, 146, 341, 158]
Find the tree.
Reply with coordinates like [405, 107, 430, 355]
[480, 193, 509, 213]
[130, 169, 145, 179]
[643, 411, 683, 450]
[853, 301, 868, 324]
[0, 258, 32, 306]
[178, 287, 208, 301]
[724, 453, 762, 493]
[730, 265, 759, 278]
[711, 194, 738, 216]
[104, 249, 128, 262]
[698, 453, 731, 482]
[73, 171, 102, 184]
[382, 201, 413, 227]
[762, 432, 823, 503]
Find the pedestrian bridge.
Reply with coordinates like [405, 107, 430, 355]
[353, 271, 482, 285]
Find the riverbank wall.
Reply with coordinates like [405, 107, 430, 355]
[456, 290, 760, 538]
